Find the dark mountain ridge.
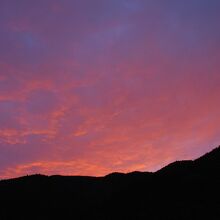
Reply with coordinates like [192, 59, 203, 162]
[0, 146, 220, 220]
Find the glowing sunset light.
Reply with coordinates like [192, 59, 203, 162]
[0, 0, 220, 179]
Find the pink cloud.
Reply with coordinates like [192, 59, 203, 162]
[0, 0, 220, 179]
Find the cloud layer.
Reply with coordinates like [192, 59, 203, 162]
[0, 0, 220, 178]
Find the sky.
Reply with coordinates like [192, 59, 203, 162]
[0, 0, 220, 179]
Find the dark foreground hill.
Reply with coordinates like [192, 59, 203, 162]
[0, 146, 220, 220]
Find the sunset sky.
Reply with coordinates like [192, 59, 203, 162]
[0, 0, 220, 179]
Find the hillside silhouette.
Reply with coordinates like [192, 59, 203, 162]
[0, 146, 220, 220]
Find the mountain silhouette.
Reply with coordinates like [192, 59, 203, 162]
[0, 146, 220, 220]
